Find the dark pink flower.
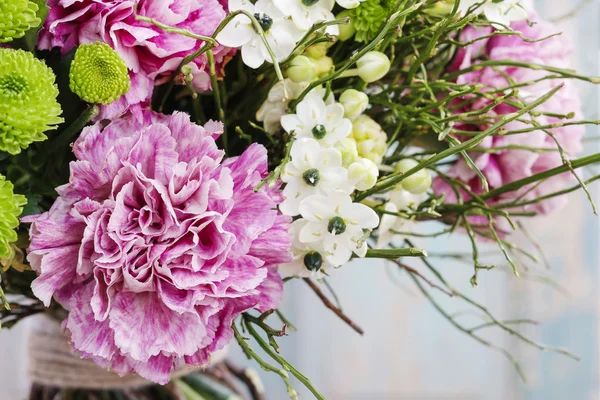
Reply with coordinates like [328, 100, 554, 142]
[434, 15, 584, 214]
[39, 0, 234, 116]
[24, 111, 291, 384]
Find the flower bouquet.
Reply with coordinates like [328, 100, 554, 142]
[0, 0, 598, 398]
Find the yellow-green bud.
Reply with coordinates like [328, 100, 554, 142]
[395, 159, 432, 194]
[336, 11, 356, 41]
[0, 0, 41, 43]
[356, 51, 390, 83]
[424, 1, 455, 16]
[310, 56, 333, 77]
[350, 115, 387, 165]
[348, 158, 379, 190]
[304, 43, 329, 59]
[286, 55, 318, 83]
[334, 138, 360, 167]
[339, 89, 368, 119]
[69, 42, 131, 105]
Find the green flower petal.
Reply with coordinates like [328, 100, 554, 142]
[0, 48, 64, 155]
[350, 0, 390, 43]
[0, 0, 41, 43]
[69, 42, 131, 105]
[0, 175, 26, 259]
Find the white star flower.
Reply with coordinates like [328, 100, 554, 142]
[458, 0, 528, 28]
[273, 0, 339, 35]
[280, 138, 354, 216]
[298, 191, 379, 266]
[217, 0, 299, 69]
[281, 95, 352, 147]
[279, 219, 335, 279]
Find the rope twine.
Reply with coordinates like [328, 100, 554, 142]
[28, 314, 226, 390]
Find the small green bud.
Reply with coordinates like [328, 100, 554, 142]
[336, 11, 356, 41]
[356, 51, 390, 83]
[304, 43, 329, 59]
[395, 159, 432, 194]
[348, 158, 379, 190]
[286, 55, 317, 83]
[339, 89, 369, 119]
[311, 56, 334, 77]
[334, 138, 360, 167]
[70, 42, 131, 105]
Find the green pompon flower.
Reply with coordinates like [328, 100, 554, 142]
[0, 175, 26, 259]
[0, 0, 41, 43]
[70, 42, 131, 105]
[350, 0, 389, 43]
[0, 48, 63, 155]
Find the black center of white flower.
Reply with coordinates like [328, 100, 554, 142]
[311, 124, 326, 139]
[302, 0, 320, 6]
[327, 216, 346, 235]
[302, 168, 320, 186]
[253, 13, 273, 32]
[303, 251, 323, 271]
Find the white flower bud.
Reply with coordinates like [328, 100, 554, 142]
[336, 11, 356, 41]
[356, 51, 390, 83]
[339, 89, 369, 119]
[286, 55, 317, 83]
[348, 158, 379, 190]
[334, 138, 359, 167]
[395, 159, 432, 194]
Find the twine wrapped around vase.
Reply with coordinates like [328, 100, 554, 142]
[27, 314, 225, 390]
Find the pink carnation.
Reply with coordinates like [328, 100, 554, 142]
[24, 111, 292, 384]
[39, 0, 233, 117]
[434, 15, 584, 214]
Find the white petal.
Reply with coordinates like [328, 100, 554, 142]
[229, 0, 256, 12]
[326, 118, 352, 146]
[353, 240, 368, 258]
[316, 147, 342, 168]
[299, 194, 335, 221]
[241, 39, 266, 68]
[327, 191, 353, 213]
[280, 114, 303, 134]
[336, 0, 360, 9]
[255, 0, 284, 18]
[297, 96, 325, 126]
[345, 203, 380, 229]
[324, 103, 345, 127]
[263, 30, 296, 62]
[216, 16, 253, 47]
[299, 221, 328, 243]
[291, 138, 320, 169]
[323, 235, 353, 266]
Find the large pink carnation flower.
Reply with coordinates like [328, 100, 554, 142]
[24, 111, 292, 384]
[39, 0, 233, 117]
[434, 15, 584, 214]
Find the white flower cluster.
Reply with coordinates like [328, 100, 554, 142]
[217, 0, 366, 68]
[457, 0, 528, 28]
[278, 90, 382, 279]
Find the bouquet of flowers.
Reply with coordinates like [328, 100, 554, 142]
[1, 0, 598, 398]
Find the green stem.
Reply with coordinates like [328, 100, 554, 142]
[365, 247, 428, 258]
[49, 105, 99, 155]
[356, 84, 564, 201]
[244, 317, 325, 400]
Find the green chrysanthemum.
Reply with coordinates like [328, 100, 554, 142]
[0, 48, 64, 155]
[0, 0, 41, 43]
[0, 175, 26, 259]
[350, 0, 390, 43]
[69, 42, 131, 105]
